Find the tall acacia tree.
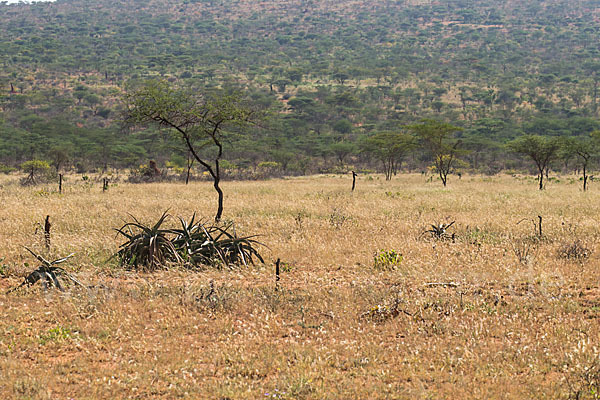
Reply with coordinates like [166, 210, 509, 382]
[410, 119, 463, 187]
[360, 132, 415, 180]
[125, 80, 254, 221]
[508, 135, 563, 190]
[564, 130, 600, 191]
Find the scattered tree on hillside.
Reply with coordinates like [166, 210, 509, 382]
[329, 141, 356, 167]
[48, 145, 71, 173]
[574, 138, 597, 192]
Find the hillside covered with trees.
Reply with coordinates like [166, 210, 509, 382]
[1, 0, 599, 176]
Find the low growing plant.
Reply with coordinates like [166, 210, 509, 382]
[360, 296, 412, 323]
[557, 239, 591, 261]
[422, 221, 456, 241]
[7, 248, 82, 293]
[373, 249, 403, 270]
[511, 236, 540, 266]
[115, 211, 264, 271]
[115, 211, 182, 270]
[0, 257, 8, 277]
[39, 326, 73, 345]
[171, 214, 265, 268]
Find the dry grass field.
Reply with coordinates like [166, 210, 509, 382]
[1, 172, 599, 399]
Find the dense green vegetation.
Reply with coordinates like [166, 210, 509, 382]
[1, 0, 600, 176]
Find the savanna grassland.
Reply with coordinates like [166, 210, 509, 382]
[1, 173, 599, 399]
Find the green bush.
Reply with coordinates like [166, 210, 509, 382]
[20, 160, 51, 185]
[171, 214, 264, 268]
[373, 249, 403, 270]
[0, 163, 15, 174]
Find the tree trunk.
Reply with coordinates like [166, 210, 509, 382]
[583, 165, 588, 191]
[186, 151, 193, 185]
[538, 169, 544, 190]
[214, 177, 224, 222]
[383, 160, 391, 180]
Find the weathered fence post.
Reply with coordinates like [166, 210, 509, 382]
[44, 215, 51, 251]
[275, 258, 280, 291]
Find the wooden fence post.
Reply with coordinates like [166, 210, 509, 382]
[44, 215, 51, 251]
[275, 258, 280, 290]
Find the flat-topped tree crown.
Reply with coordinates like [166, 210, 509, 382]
[508, 135, 563, 190]
[409, 119, 465, 187]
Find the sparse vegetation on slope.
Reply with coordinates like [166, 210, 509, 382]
[1, 0, 600, 177]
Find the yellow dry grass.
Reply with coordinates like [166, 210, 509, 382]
[0, 173, 599, 399]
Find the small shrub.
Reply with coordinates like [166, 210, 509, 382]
[423, 221, 456, 241]
[373, 249, 403, 270]
[278, 260, 294, 272]
[258, 161, 280, 170]
[329, 207, 349, 229]
[0, 163, 15, 174]
[361, 296, 410, 323]
[181, 281, 238, 313]
[558, 240, 591, 261]
[39, 326, 73, 345]
[20, 160, 51, 185]
[294, 210, 309, 230]
[127, 161, 165, 183]
[511, 236, 539, 266]
[0, 258, 8, 277]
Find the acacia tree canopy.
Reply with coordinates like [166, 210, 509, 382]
[124, 79, 254, 221]
[508, 135, 563, 190]
[410, 119, 464, 186]
[563, 131, 600, 191]
[360, 132, 415, 180]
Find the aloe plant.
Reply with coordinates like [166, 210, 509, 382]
[7, 248, 82, 293]
[171, 216, 265, 268]
[115, 211, 182, 270]
[423, 221, 456, 241]
[115, 211, 264, 270]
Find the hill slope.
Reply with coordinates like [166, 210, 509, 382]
[1, 0, 599, 173]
